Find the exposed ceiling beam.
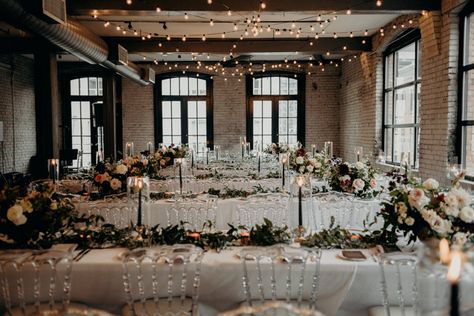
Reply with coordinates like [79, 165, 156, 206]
[67, 0, 440, 16]
[110, 37, 371, 54]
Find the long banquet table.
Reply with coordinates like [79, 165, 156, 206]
[67, 247, 399, 316]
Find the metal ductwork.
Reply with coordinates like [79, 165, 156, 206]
[0, 0, 150, 85]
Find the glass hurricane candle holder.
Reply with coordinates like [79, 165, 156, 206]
[354, 146, 363, 162]
[125, 142, 134, 158]
[174, 158, 187, 195]
[127, 176, 150, 227]
[290, 174, 312, 229]
[324, 141, 333, 158]
[48, 159, 59, 184]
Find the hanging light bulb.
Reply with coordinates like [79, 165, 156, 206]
[156, 6, 161, 12]
[291, 21, 296, 28]
[184, 12, 189, 19]
[116, 25, 121, 31]
[346, 9, 352, 15]
[166, 35, 171, 40]
[350, 32, 353, 38]
[207, 0, 212, 4]
[233, 23, 238, 30]
[364, 29, 368, 36]
[133, 30, 138, 35]
[260, 1, 266, 9]
[104, 21, 110, 27]
[310, 25, 314, 31]
[227, 9, 232, 16]
[333, 32, 337, 38]
[376, 0, 382, 6]
[221, 32, 226, 38]
[126, 0, 132, 4]
[210, 19, 214, 26]
[317, 14, 321, 21]
[202, 34, 206, 41]
[267, 25, 271, 32]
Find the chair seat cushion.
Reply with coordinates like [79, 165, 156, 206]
[368, 306, 416, 316]
[122, 298, 195, 316]
[6, 302, 115, 316]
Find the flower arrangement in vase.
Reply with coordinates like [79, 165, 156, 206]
[328, 160, 378, 198]
[288, 147, 330, 179]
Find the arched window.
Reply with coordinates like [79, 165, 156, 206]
[155, 74, 213, 152]
[382, 29, 421, 168]
[459, 3, 474, 177]
[247, 73, 305, 148]
[68, 77, 104, 167]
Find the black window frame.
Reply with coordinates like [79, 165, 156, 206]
[154, 72, 214, 150]
[458, 1, 474, 180]
[246, 72, 305, 148]
[382, 28, 421, 168]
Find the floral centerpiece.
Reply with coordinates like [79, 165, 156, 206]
[328, 160, 378, 198]
[288, 147, 330, 179]
[153, 145, 188, 168]
[264, 143, 291, 157]
[0, 182, 75, 248]
[377, 177, 474, 246]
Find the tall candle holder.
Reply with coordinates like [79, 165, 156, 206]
[127, 176, 150, 239]
[311, 144, 316, 158]
[400, 152, 410, 174]
[125, 142, 134, 158]
[146, 142, 154, 155]
[447, 251, 463, 316]
[257, 151, 261, 173]
[48, 159, 59, 184]
[214, 145, 220, 160]
[296, 176, 305, 227]
[175, 158, 185, 195]
[324, 141, 333, 158]
[280, 153, 288, 190]
[354, 146, 363, 162]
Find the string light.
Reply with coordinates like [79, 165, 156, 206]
[260, 1, 266, 9]
[126, 0, 132, 4]
[210, 19, 214, 26]
[376, 0, 382, 6]
[221, 32, 226, 38]
[227, 10, 232, 16]
[346, 9, 352, 15]
[184, 13, 189, 19]
[202, 34, 206, 41]
[156, 6, 161, 12]
[364, 29, 368, 36]
[207, 0, 212, 4]
[104, 21, 110, 27]
[166, 35, 171, 40]
[233, 23, 238, 30]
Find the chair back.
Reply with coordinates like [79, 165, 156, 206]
[217, 301, 326, 316]
[235, 194, 289, 228]
[0, 249, 73, 315]
[377, 253, 419, 316]
[168, 195, 218, 231]
[86, 194, 133, 228]
[240, 246, 322, 310]
[121, 245, 204, 316]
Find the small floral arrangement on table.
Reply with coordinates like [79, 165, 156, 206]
[264, 143, 291, 157]
[328, 160, 378, 198]
[152, 145, 188, 168]
[0, 182, 75, 249]
[376, 177, 474, 246]
[288, 147, 329, 179]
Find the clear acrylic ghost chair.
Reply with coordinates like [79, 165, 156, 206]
[167, 195, 218, 231]
[121, 245, 204, 316]
[0, 249, 114, 316]
[87, 202, 134, 228]
[217, 301, 326, 316]
[368, 253, 419, 316]
[311, 194, 355, 231]
[234, 195, 289, 228]
[240, 246, 322, 311]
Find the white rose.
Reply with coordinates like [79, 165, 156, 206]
[421, 209, 437, 225]
[352, 178, 365, 192]
[459, 206, 474, 223]
[405, 217, 415, 226]
[354, 161, 364, 170]
[408, 188, 429, 210]
[453, 232, 468, 246]
[110, 178, 122, 191]
[444, 204, 459, 218]
[7, 204, 27, 226]
[431, 217, 452, 235]
[296, 156, 304, 165]
[306, 165, 314, 172]
[116, 164, 128, 175]
[453, 188, 471, 208]
[299, 166, 305, 173]
[314, 161, 322, 168]
[422, 178, 439, 190]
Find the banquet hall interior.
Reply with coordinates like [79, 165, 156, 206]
[1, 0, 474, 315]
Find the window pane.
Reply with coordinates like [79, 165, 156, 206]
[98, 78, 103, 96]
[289, 78, 298, 95]
[393, 128, 414, 164]
[385, 54, 393, 89]
[279, 118, 287, 134]
[163, 136, 172, 145]
[384, 128, 393, 162]
[416, 83, 421, 123]
[262, 118, 272, 134]
[279, 101, 288, 117]
[289, 101, 297, 117]
[71, 119, 81, 136]
[262, 77, 271, 95]
[288, 135, 297, 146]
[465, 14, 474, 65]
[288, 118, 297, 134]
[254, 118, 262, 134]
[88, 77, 97, 96]
[198, 79, 206, 95]
[170, 78, 179, 95]
[271, 76, 280, 95]
[463, 70, 474, 120]
[417, 42, 421, 80]
[384, 92, 393, 125]
[394, 86, 414, 124]
[162, 79, 170, 96]
[188, 101, 197, 117]
[197, 101, 206, 117]
[162, 101, 172, 118]
[81, 101, 90, 118]
[71, 101, 81, 118]
[395, 42, 415, 86]
[262, 136, 272, 147]
[188, 136, 198, 149]
[172, 118, 181, 135]
[163, 119, 172, 135]
[172, 135, 181, 145]
[262, 101, 272, 117]
[172, 101, 181, 117]
[72, 136, 81, 148]
[189, 77, 198, 95]
[180, 77, 188, 95]
[254, 101, 262, 117]
[198, 119, 206, 135]
[463, 125, 474, 176]
[79, 77, 88, 96]
[188, 118, 197, 134]
[70, 79, 79, 96]
[253, 78, 261, 95]
[82, 119, 91, 136]
[280, 77, 289, 95]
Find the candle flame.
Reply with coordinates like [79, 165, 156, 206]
[447, 251, 463, 283]
[439, 238, 451, 265]
[135, 177, 143, 189]
[297, 176, 305, 187]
